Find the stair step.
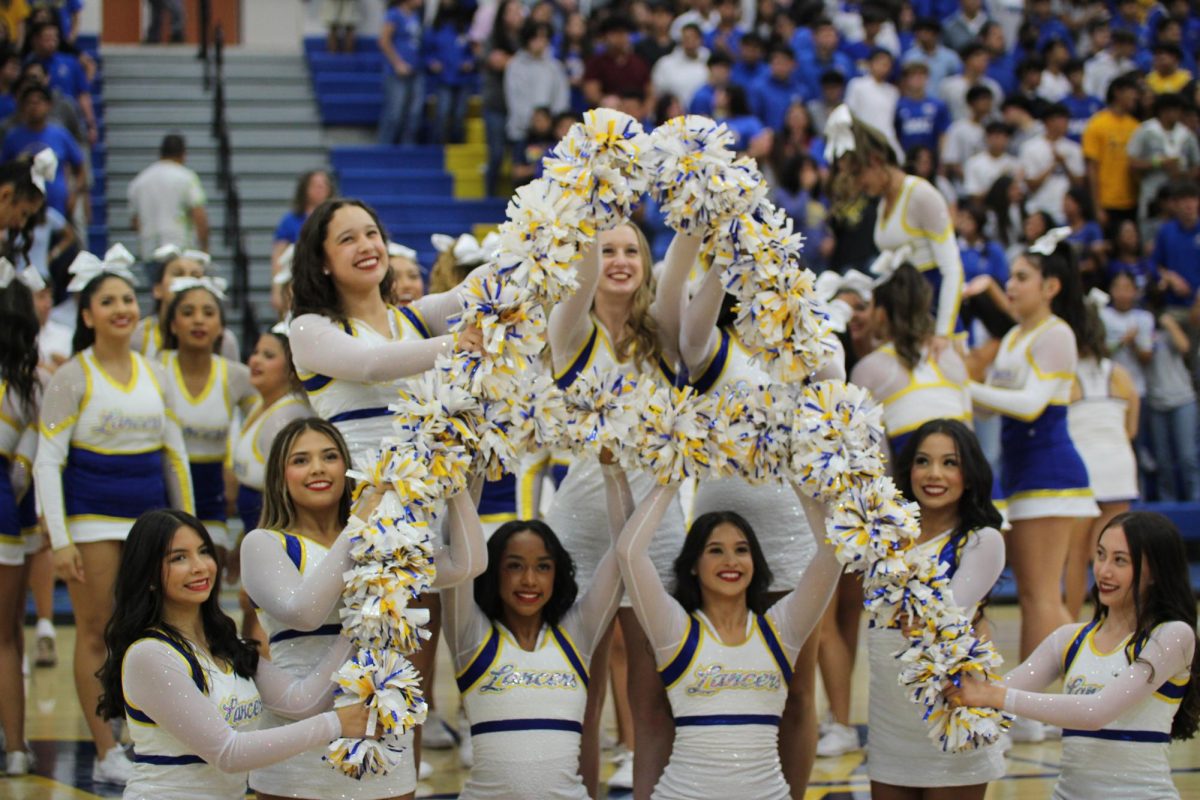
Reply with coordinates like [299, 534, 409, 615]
[104, 83, 313, 103]
[105, 129, 324, 150]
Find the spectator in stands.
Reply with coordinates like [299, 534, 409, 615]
[1083, 29, 1140, 101]
[1063, 187, 1106, 266]
[797, 17, 855, 99]
[982, 174, 1025, 256]
[144, 0, 184, 44]
[689, 52, 731, 116]
[981, 20, 1016, 95]
[956, 202, 1008, 284]
[426, 0, 476, 144]
[635, 1, 676, 67]
[844, 47, 899, 154]
[942, 0, 989, 54]
[769, 101, 822, 185]
[1147, 43, 1192, 95]
[1144, 300, 1200, 501]
[751, 44, 805, 133]
[731, 31, 767, 88]
[1010, 57, 1052, 119]
[125, 133, 208, 260]
[705, 0, 745, 58]
[322, 0, 362, 54]
[583, 16, 650, 107]
[48, 0, 82, 46]
[901, 17, 961, 87]
[806, 68, 845, 133]
[905, 143, 956, 209]
[557, 12, 590, 113]
[1083, 73, 1141, 235]
[1018, 103, 1084, 220]
[1062, 58, 1103, 143]
[510, 105, 555, 187]
[1153, 15, 1197, 75]
[5, 62, 83, 145]
[1037, 39, 1072, 102]
[963, 120, 1019, 202]
[941, 42, 1005, 122]
[0, 1, 28, 44]
[651, 23, 710, 109]
[25, 20, 93, 144]
[270, 169, 333, 310]
[941, 85, 994, 187]
[1111, 0, 1150, 46]
[1108, 218, 1155, 289]
[0, 46, 20, 120]
[504, 22, 568, 150]
[1153, 181, 1200, 307]
[476, 0, 523, 196]
[1001, 94, 1044, 156]
[771, 153, 831, 269]
[1, 83, 80, 218]
[671, 0, 718, 40]
[378, 0, 425, 146]
[1128, 93, 1200, 236]
[894, 61, 950, 157]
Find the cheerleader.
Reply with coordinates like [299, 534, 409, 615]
[815, 269, 875, 375]
[96, 509, 375, 800]
[388, 242, 424, 306]
[159, 277, 255, 552]
[870, 419, 1006, 798]
[444, 449, 632, 798]
[0, 260, 43, 775]
[1065, 300, 1140, 617]
[612, 469, 841, 799]
[675, 258, 845, 787]
[130, 245, 239, 362]
[826, 105, 965, 345]
[850, 263, 971, 461]
[242, 417, 486, 800]
[546, 224, 700, 794]
[968, 228, 1099, 740]
[948, 511, 1200, 800]
[34, 248, 194, 785]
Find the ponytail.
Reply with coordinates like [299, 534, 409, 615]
[1028, 240, 1088, 352]
[873, 263, 934, 370]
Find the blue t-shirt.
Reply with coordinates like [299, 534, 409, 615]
[30, 52, 88, 99]
[705, 26, 745, 58]
[56, 0, 84, 41]
[1154, 219, 1200, 305]
[424, 24, 475, 87]
[273, 211, 307, 244]
[959, 239, 1009, 283]
[384, 7, 424, 72]
[1062, 93, 1104, 143]
[796, 50, 856, 99]
[894, 95, 951, 155]
[1108, 256, 1157, 292]
[721, 114, 765, 152]
[689, 84, 718, 116]
[730, 60, 767, 91]
[1068, 221, 1104, 251]
[751, 74, 808, 132]
[0, 93, 14, 122]
[0, 123, 83, 215]
[986, 52, 1017, 96]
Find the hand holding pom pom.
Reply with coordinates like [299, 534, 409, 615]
[790, 380, 887, 502]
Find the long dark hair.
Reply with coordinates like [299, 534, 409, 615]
[895, 419, 1003, 540]
[97, 510, 260, 720]
[160, 285, 227, 351]
[72, 272, 137, 354]
[1091, 512, 1200, 740]
[290, 198, 396, 324]
[474, 520, 578, 628]
[672, 511, 774, 615]
[874, 263, 934, 370]
[0, 277, 39, 415]
[1025, 238, 1088, 350]
[0, 155, 45, 262]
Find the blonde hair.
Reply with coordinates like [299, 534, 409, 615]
[829, 116, 898, 218]
[258, 417, 354, 532]
[603, 222, 661, 370]
[428, 250, 472, 294]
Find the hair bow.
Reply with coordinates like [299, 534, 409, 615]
[152, 244, 212, 267]
[388, 242, 417, 261]
[867, 243, 914, 285]
[169, 275, 227, 300]
[1085, 287, 1110, 309]
[1028, 226, 1073, 257]
[271, 316, 291, 336]
[66, 244, 138, 292]
[431, 231, 500, 266]
[30, 148, 58, 196]
[274, 244, 294, 286]
[824, 105, 858, 164]
[814, 268, 874, 303]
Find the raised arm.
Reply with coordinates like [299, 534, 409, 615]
[121, 639, 345, 773]
[290, 313, 455, 383]
[679, 259, 726, 375]
[768, 487, 842, 655]
[614, 478, 689, 663]
[969, 325, 1076, 421]
[34, 360, 85, 552]
[441, 477, 494, 671]
[652, 232, 704, 367]
[431, 490, 488, 589]
[410, 263, 494, 335]
[549, 243, 600, 376]
[946, 527, 1005, 611]
[150, 361, 196, 515]
[910, 182, 964, 338]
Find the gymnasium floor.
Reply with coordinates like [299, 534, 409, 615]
[7, 604, 1200, 799]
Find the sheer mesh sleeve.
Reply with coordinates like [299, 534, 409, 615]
[908, 180, 964, 337]
[679, 262, 725, 376]
[971, 321, 1077, 421]
[410, 264, 493, 336]
[430, 491, 487, 589]
[290, 314, 454, 383]
[240, 522, 360, 631]
[947, 527, 1005, 611]
[149, 359, 196, 515]
[34, 359, 85, 550]
[766, 488, 841, 657]
[549, 244, 600, 377]
[652, 232, 703, 367]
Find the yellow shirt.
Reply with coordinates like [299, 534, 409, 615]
[0, 0, 28, 40]
[1082, 109, 1140, 211]
[1147, 69, 1192, 95]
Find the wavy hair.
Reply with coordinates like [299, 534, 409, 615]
[72, 273, 137, 354]
[160, 285, 227, 352]
[474, 519, 578, 628]
[258, 417, 353, 532]
[894, 419, 1003, 540]
[97, 510, 260, 719]
[290, 198, 396, 324]
[0, 278, 40, 415]
[672, 511, 774, 615]
[1091, 512, 1200, 740]
[873, 263, 934, 370]
[601, 222, 662, 370]
[829, 115, 898, 217]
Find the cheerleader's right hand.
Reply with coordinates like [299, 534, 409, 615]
[53, 545, 85, 583]
[456, 325, 484, 355]
[335, 701, 380, 739]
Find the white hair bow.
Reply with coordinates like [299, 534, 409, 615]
[824, 105, 857, 164]
[1028, 226, 1073, 257]
[30, 148, 58, 195]
[868, 243, 915, 285]
[169, 275, 227, 300]
[0, 258, 38, 291]
[274, 244, 294, 286]
[153, 244, 212, 267]
[388, 242, 417, 261]
[814, 268, 874, 303]
[271, 316, 291, 336]
[66, 244, 138, 292]
[431, 231, 500, 265]
[1085, 287, 1110, 309]
[824, 297, 854, 333]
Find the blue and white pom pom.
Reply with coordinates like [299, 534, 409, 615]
[560, 368, 649, 455]
[790, 380, 887, 501]
[506, 371, 569, 454]
[827, 475, 920, 570]
[495, 177, 589, 305]
[542, 108, 650, 230]
[632, 385, 717, 483]
[326, 648, 428, 778]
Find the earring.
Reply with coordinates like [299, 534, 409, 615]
[323, 269, 331, 275]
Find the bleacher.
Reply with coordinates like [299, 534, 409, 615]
[79, 33, 108, 254]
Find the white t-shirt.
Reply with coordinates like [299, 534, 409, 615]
[126, 159, 207, 260]
[1018, 134, 1084, 218]
[963, 150, 1019, 197]
[941, 74, 1005, 121]
[650, 47, 712, 108]
[942, 117, 985, 170]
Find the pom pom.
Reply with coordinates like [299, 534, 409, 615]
[720, 383, 794, 484]
[790, 380, 887, 501]
[827, 476, 920, 571]
[326, 736, 408, 780]
[632, 385, 717, 483]
[560, 368, 649, 455]
[506, 371, 569, 453]
[449, 270, 547, 369]
[494, 178, 588, 305]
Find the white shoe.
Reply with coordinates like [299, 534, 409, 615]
[6, 748, 34, 776]
[417, 760, 433, 780]
[421, 710, 456, 749]
[92, 746, 133, 785]
[816, 722, 861, 757]
[457, 713, 473, 768]
[817, 711, 834, 739]
[608, 748, 634, 790]
[1043, 724, 1062, 740]
[1010, 716, 1045, 743]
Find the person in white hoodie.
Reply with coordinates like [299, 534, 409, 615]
[503, 21, 569, 146]
[651, 23, 711, 109]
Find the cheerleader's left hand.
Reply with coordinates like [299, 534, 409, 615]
[944, 673, 1005, 710]
[456, 325, 484, 354]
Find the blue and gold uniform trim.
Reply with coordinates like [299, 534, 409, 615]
[755, 614, 794, 684]
[549, 625, 589, 689]
[689, 328, 732, 396]
[457, 625, 502, 694]
[554, 325, 600, 390]
[660, 615, 702, 688]
[124, 629, 208, 728]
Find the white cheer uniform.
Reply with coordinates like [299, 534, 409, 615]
[0, 379, 39, 565]
[230, 393, 310, 534]
[1067, 357, 1138, 503]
